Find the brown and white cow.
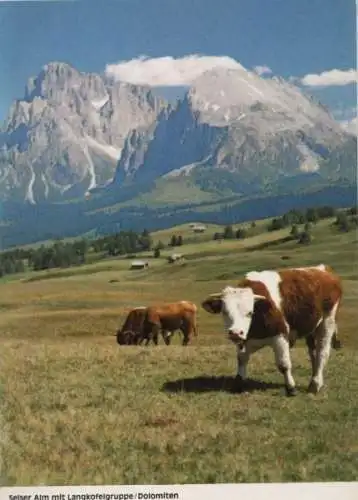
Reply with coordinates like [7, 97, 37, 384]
[201, 264, 342, 396]
[143, 301, 198, 346]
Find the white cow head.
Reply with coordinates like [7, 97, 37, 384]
[202, 286, 266, 343]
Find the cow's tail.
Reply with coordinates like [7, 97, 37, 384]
[193, 316, 198, 337]
[193, 304, 199, 337]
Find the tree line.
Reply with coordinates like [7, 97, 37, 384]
[0, 230, 152, 278]
[0, 227, 186, 277]
[212, 205, 357, 246]
[0, 204, 356, 278]
[267, 205, 357, 236]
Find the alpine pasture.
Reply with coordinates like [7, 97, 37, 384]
[1, 214, 358, 486]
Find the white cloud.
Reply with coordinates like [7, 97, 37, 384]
[104, 54, 245, 87]
[300, 68, 358, 87]
[253, 65, 272, 76]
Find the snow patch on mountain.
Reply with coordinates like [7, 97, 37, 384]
[297, 143, 321, 173]
[25, 164, 36, 204]
[85, 134, 122, 162]
[82, 142, 97, 190]
[163, 156, 213, 179]
[91, 97, 109, 111]
[41, 173, 49, 198]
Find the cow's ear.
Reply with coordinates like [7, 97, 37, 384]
[253, 294, 267, 302]
[201, 294, 223, 314]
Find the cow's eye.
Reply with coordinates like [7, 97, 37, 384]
[247, 312, 253, 318]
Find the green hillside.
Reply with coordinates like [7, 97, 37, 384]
[0, 210, 357, 485]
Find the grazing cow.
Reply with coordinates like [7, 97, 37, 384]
[143, 301, 198, 346]
[116, 307, 175, 346]
[116, 307, 188, 346]
[201, 264, 342, 396]
[116, 307, 147, 345]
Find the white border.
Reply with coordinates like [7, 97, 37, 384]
[1, 483, 358, 500]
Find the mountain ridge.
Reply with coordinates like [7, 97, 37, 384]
[0, 60, 356, 247]
[0, 61, 167, 203]
[112, 65, 355, 194]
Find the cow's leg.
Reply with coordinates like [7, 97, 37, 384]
[132, 331, 145, 345]
[192, 316, 198, 337]
[308, 308, 338, 394]
[181, 328, 188, 346]
[235, 338, 268, 387]
[140, 330, 151, 346]
[150, 325, 160, 346]
[137, 335, 145, 345]
[182, 327, 193, 346]
[272, 334, 297, 397]
[180, 320, 193, 346]
[161, 330, 172, 346]
[132, 332, 142, 345]
[305, 333, 316, 375]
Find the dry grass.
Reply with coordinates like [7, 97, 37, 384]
[0, 219, 357, 485]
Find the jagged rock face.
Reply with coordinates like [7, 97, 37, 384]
[116, 67, 354, 189]
[0, 62, 167, 203]
[116, 98, 227, 183]
[0, 63, 355, 204]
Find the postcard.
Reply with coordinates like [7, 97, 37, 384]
[0, 1, 357, 499]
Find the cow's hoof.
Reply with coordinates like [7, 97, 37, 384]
[285, 386, 297, 397]
[307, 380, 320, 394]
[333, 339, 342, 349]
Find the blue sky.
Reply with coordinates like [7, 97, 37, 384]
[0, 0, 356, 122]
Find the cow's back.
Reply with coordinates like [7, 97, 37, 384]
[146, 301, 197, 329]
[241, 265, 342, 339]
[279, 267, 342, 334]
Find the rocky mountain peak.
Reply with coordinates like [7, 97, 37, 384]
[114, 64, 354, 187]
[0, 61, 168, 203]
[0, 61, 355, 207]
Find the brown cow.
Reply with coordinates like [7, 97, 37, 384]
[142, 301, 198, 346]
[201, 264, 342, 396]
[116, 306, 184, 346]
[116, 307, 146, 345]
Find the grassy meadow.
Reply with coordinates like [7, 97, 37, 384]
[0, 216, 358, 485]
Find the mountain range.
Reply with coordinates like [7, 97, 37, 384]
[0, 61, 356, 247]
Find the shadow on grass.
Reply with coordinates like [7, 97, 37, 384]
[162, 375, 284, 394]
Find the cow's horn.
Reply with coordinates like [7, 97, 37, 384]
[253, 294, 266, 301]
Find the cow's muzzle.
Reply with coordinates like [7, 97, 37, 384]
[117, 330, 132, 345]
[228, 329, 247, 348]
